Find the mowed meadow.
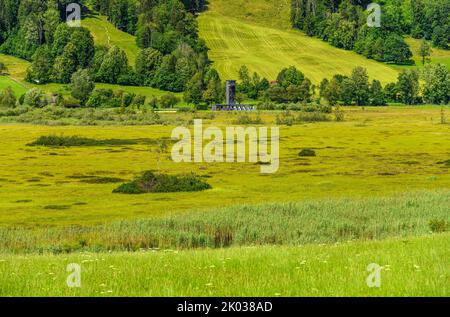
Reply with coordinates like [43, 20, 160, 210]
[198, 0, 400, 84]
[0, 107, 449, 227]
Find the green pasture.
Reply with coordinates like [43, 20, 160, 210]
[0, 76, 28, 97]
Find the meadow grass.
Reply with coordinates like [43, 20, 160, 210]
[198, 0, 400, 84]
[0, 190, 448, 253]
[0, 107, 449, 226]
[0, 233, 448, 296]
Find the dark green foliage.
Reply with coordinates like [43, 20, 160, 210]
[369, 80, 386, 106]
[80, 177, 125, 184]
[113, 171, 212, 194]
[86, 89, 121, 108]
[298, 148, 316, 157]
[321, 67, 376, 106]
[135, 48, 163, 85]
[159, 94, 180, 108]
[26, 45, 54, 84]
[350, 66, 370, 106]
[27, 135, 141, 147]
[383, 33, 412, 64]
[94, 46, 129, 84]
[397, 70, 420, 105]
[264, 66, 312, 104]
[70, 69, 95, 106]
[429, 219, 449, 233]
[23, 88, 48, 108]
[0, 86, 17, 108]
[422, 64, 450, 105]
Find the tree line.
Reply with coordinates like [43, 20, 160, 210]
[1, 62, 448, 109]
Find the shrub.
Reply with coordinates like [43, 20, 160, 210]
[159, 94, 180, 108]
[299, 148, 316, 157]
[113, 171, 212, 194]
[276, 111, 295, 126]
[334, 106, 345, 122]
[0, 86, 16, 108]
[233, 114, 263, 125]
[297, 112, 330, 122]
[23, 88, 48, 108]
[86, 89, 120, 108]
[27, 135, 138, 147]
[429, 219, 449, 233]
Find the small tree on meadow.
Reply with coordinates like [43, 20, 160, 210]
[419, 39, 432, 65]
[0, 62, 9, 75]
[0, 86, 16, 108]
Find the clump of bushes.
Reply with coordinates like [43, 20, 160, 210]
[233, 114, 263, 125]
[429, 219, 449, 233]
[297, 111, 330, 122]
[27, 135, 138, 147]
[299, 148, 316, 157]
[113, 171, 212, 194]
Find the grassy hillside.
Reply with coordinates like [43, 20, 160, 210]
[83, 15, 139, 66]
[198, 0, 400, 84]
[1, 233, 448, 296]
[0, 76, 28, 97]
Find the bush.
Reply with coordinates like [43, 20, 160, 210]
[159, 94, 180, 108]
[0, 86, 16, 108]
[297, 112, 330, 122]
[429, 219, 449, 233]
[233, 114, 263, 125]
[113, 171, 212, 194]
[27, 135, 138, 147]
[299, 148, 316, 157]
[23, 88, 48, 108]
[86, 89, 121, 108]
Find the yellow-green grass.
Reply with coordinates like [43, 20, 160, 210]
[0, 233, 448, 296]
[198, 0, 400, 84]
[1, 107, 450, 227]
[0, 76, 28, 97]
[82, 15, 139, 66]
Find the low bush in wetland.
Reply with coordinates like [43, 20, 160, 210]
[1, 191, 448, 254]
[232, 113, 263, 125]
[298, 148, 316, 157]
[27, 135, 139, 147]
[297, 111, 330, 122]
[429, 219, 449, 233]
[113, 171, 212, 194]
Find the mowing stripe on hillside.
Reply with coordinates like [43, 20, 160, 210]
[83, 15, 139, 66]
[199, 0, 400, 84]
